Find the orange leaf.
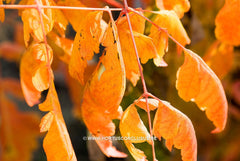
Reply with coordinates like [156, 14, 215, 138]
[81, 22, 126, 157]
[21, 0, 54, 46]
[203, 41, 234, 79]
[39, 82, 77, 161]
[117, 12, 158, 86]
[47, 32, 73, 64]
[215, 0, 240, 46]
[58, 0, 89, 32]
[150, 10, 190, 53]
[176, 49, 228, 133]
[0, 42, 25, 62]
[120, 103, 151, 161]
[0, 95, 40, 161]
[0, 0, 5, 22]
[20, 43, 53, 106]
[156, 0, 190, 18]
[69, 11, 105, 85]
[152, 100, 197, 161]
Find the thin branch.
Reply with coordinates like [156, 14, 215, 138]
[129, 8, 187, 50]
[0, 4, 122, 11]
[122, 0, 156, 160]
[34, 0, 51, 80]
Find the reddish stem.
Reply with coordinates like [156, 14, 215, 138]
[123, 0, 156, 160]
[34, 0, 51, 80]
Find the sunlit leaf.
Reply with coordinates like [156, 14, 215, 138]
[117, 12, 158, 86]
[81, 22, 126, 157]
[58, 0, 89, 32]
[152, 100, 197, 161]
[0, 94, 40, 161]
[120, 103, 150, 161]
[150, 10, 190, 54]
[69, 11, 104, 85]
[39, 82, 77, 161]
[21, 0, 54, 46]
[176, 49, 228, 133]
[215, 0, 240, 46]
[20, 43, 53, 107]
[156, 0, 190, 18]
[203, 41, 234, 79]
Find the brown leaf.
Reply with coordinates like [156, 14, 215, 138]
[176, 49, 228, 133]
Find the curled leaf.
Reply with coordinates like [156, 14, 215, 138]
[69, 11, 104, 85]
[215, 0, 240, 46]
[156, 0, 190, 18]
[176, 49, 228, 133]
[120, 103, 150, 161]
[21, 0, 54, 46]
[20, 43, 53, 106]
[152, 100, 197, 161]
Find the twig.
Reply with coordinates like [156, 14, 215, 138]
[123, 0, 156, 160]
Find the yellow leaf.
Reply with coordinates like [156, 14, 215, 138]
[120, 103, 150, 161]
[176, 49, 228, 133]
[81, 22, 126, 157]
[203, 41, 234, 79]
[39, 82, 77, 161]
[0, 94, 40, 161]
[156, 0, 190, 18]
[215, 0, 240, 46]
[21, 0, 54, 46]
[117, 12, 158, 86]
[69, 11, 104, 85]
[20, 43, 53, 106]
[152, 100, 197, 161]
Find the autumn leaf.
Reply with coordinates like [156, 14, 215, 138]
[0, 0, 4, 22]
[0, 94, 40, 161]
[156, 0, 190, 18]
[69, 11, 105, 85]
[176, 49, 228, 133]
[20, 42, 53, 107]
[151, 100, 197, 161]
[120, 103, 151, 161]
[58, 0, 89, 32]
[149, 10, 190, 55]
[203, 41, 233, 79]
[117, 12, 158, 86]
[0, 78, 24, 99]
[47, 32, 73, 64]
[21, 0, 54, 46]
[39, 82, 77, 161]
[81, 22, 126, 157]
[0, 42, 25, 62]
[215, 0, 240, 46]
